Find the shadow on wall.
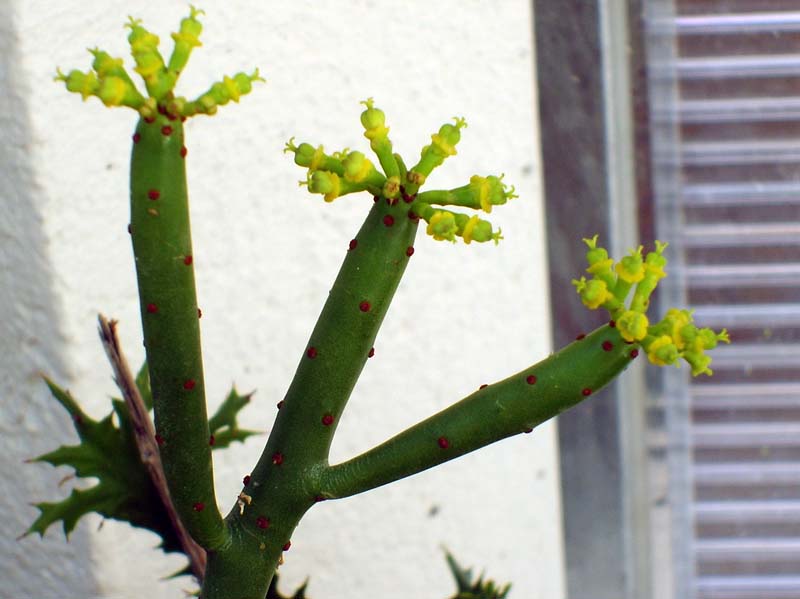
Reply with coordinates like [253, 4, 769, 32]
[0, 3, 97, 597]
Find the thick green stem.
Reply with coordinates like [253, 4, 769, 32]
[200, 199, 419, 598]
[130, 113, 226, 549]
[250, 199, 418, 487]
[319, 323, 638, 498]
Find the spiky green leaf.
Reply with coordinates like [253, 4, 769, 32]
[25, 378, 181, 552]
[445, 551, 511, 599]
[266, 574, 310, 599]
[208, 387, 260, 449]
[28, 370, 256, 561]
[135, 361, 153, 411]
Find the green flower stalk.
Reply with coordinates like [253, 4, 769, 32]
[360, 97, 400, 178]
[407, 116, 468, 191]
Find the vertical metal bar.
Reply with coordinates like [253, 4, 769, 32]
[642, 2, 695, 599]
[534, 1, 652, 597]
[599, 2, 653, 598]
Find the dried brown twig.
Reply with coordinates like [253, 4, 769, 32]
[98, 315, 207, 580]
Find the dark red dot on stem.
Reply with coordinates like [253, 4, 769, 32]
[321, 414, 334, 426]
[479, 384, 488, 389]
[368, 347, 375, 358]
[161, 125, 173, 136]
[256, 516, 270, 529]
[437, 436, 450, 449]
[277, 400, 284, 410]
[602, 340, 613, 352]
[180, 146, 188, 158]
[630, 349, 639, 359]
[359, 301, 371, 312]
[406, 246, 415, 257]
[155, 433, 165, 446]
[184, 255, 193, 265]
[306, 346, 318, 359]
[283, 541, 291, 551]
[147, 189, 160, 200]
[132, 133, 141, 143]
[243, 475, 251, 486]
[193, 502, 205, 512]
[526, 374, 537, 385]
[197, 308, 203, 319]
[523, 427, 533, 434]
[609, 320, 616, 328]
[272, 452, 284, 466]
[582, 388, 592, 397]
[208, 435, 215, 446]
[183, 379, 196, 391]
[146, 303, 158, 314]
[575, 333, 586, 340]
[314, 494, 326, 503]
[383, 215, 394, 227]
[348, 239, 358, 251]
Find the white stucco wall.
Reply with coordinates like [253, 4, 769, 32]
[3, 1, 562, 597]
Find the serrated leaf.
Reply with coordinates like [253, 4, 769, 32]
[135, 361, 153, 411]
[266, 574, 310, 599]
[28, 484, 125, 538]
[208, 387, 261, 450]
[29, 369, 256, 571]
[445, 551, 511, 599]
[25, 378, 182, 553]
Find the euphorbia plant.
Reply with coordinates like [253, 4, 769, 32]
[25, 8, 728, 599]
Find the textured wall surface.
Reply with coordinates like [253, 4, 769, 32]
[3, 1, 563, 598]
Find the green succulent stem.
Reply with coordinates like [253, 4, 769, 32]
[319, 323, 636, 498]
[199, 199, 420, 598]
[130, 113, 226, 549]
[251, 199, 418, 483]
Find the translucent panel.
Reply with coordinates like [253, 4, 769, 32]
[644, 1, 800, 598]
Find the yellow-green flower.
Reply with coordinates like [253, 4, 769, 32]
[645, 335, 679, 367]
[615, 247, 645, 284]
[617, 310, 649, 342]
[573, 277, 614, 310]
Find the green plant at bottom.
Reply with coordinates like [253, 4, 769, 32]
[24, 7, 728, 598]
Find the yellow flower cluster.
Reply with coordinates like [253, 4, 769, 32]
[285, 100, 516, 244]
[56, 7, 261, 119]
[572, 236, 729, 376]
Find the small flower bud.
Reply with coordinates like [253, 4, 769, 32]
[617, 310, 649, 342]
[616, 247, 645, 284]
[169, 6, 204, 74]
[645, 335, 680, 367]
[577, 278, 614, 310]
[342, 151, 375, 183]
[360, 97, 386, 133]
[57, 69, 99, 100]
[427, 210, 458, 242]
[412, 117, 467, 179]
[308, 171, 341, 202]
